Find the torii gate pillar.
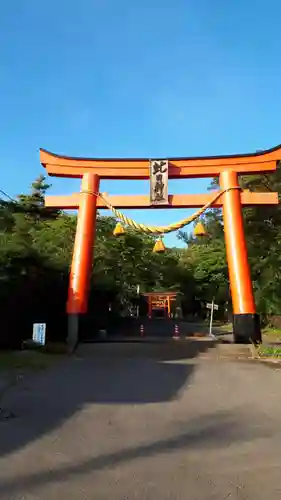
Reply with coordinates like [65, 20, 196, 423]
[220, 171, 261, 343]
[66, 173, 99, 351]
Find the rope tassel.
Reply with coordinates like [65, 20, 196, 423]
[153, 238, 166, 253]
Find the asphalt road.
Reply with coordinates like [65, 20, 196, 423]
[0, 341, 280, 499]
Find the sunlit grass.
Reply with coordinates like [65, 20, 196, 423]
[262, 327, 281, 339]
[256, 345, 281, 358]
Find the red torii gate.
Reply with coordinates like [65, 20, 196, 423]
[40, 144, 279, 349]
[142, 292, 178, 318]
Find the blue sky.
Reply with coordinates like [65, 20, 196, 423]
[1, 0, 281, 247]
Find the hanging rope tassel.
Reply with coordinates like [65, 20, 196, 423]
[113, 222, 125, 236]
[152, 238, 166, 253]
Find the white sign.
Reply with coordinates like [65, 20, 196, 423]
[150, 160, 168, 205]
[32, 323, 46, 345]
[207, 303, 218, 310]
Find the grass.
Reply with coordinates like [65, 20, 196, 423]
[262, 327, 281, 339]
[0, 350, 65, 407]
[0, 350, 64, 373]
[215, 322, 232, 332]
[250, 327, 281, 360]
[256, 345, 281, 358]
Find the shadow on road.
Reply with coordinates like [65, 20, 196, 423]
[0, 340, 214, 460]
[0, 410, 273, 496]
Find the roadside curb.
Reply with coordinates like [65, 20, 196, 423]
[251, 356, 281, 367]
[249, 344, 281, 366]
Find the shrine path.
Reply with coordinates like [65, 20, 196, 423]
[0, 340, 280, 499]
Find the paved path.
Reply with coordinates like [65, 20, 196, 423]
[0, 341, 281, 499]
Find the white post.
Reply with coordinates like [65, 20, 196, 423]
[209, 297, 215, 337]
[136, 285, 140, 318]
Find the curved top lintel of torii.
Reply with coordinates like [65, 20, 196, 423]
[40, 143, 281, 179]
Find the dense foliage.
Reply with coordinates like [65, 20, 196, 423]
[1, 167, 280, 347]
[0, 176, 193, 347]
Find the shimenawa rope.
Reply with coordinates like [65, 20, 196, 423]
[81, 187, 239, 235]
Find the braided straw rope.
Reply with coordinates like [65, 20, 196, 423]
[81, 187, 240, 235]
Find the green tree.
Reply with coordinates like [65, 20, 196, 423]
[0, 177, 195, 346]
